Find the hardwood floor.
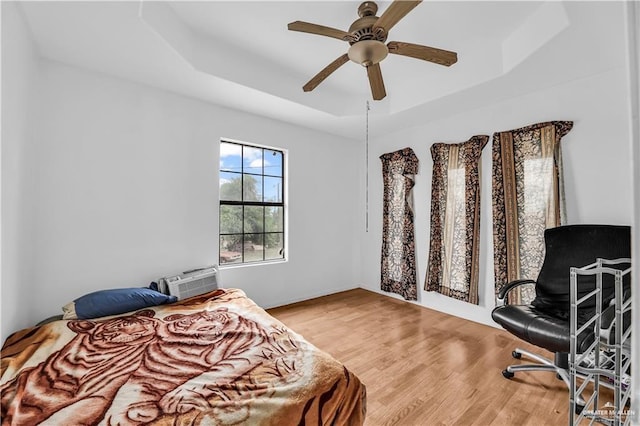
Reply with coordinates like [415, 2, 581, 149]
[268, 288, 614, 426]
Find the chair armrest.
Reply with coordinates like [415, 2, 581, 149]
[600, 291, 632, 345]
[496, 279, 537, 306]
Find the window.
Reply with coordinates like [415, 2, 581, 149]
[425, 137, 487, 305]
[219, 140, 285, 266]
[492, 121, 573, 305]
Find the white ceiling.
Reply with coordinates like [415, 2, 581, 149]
[17, 1, 628, 140]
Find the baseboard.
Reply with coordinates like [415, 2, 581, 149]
[357, 283, 500, 329]
[263, 284, 360, 310]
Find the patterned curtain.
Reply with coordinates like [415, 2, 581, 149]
[492, 121, 573, 304]
[425, 135, 488, 304]
[380, 148, 419, 301]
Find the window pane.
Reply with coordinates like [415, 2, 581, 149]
[264, 176, 282, 202]
[220, 205, 242, 234]
[265, 233, 284, 260]
[244, 206, 264, 233]
[220, 142, 242, 173]
[265, 149, 283, 177]
[265, 206, 283, 232]
[244, 234, 264, 262]
[220, 235, 242, 264]
[220, 172, 242, 201]
[243, 174, 263, 201]
[243, 146, 263, 175]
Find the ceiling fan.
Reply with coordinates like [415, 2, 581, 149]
[288, 0, 457, 101]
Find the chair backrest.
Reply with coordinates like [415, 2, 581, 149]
[531, 224, 631, 315]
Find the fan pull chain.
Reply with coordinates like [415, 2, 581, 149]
[366, 100, 370, 233]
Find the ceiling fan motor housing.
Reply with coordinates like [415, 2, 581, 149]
[348, 14, 387, 44]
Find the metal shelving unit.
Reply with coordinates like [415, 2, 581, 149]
[569, 258, 632, 426]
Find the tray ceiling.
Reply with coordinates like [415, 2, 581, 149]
[17, 1, 627, 139]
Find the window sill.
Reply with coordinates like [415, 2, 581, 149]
[219, 258, 288, 270]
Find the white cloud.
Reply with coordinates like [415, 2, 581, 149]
[244, 147, 262, 161]
[220, 144, 273, 173]
[220, 143, 241, 158]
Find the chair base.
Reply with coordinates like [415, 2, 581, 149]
[503, 348, 586, 407]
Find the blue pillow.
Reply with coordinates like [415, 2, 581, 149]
[69, 288, 177, 319]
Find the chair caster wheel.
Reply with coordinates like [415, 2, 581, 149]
[575, 404, 584, 415]
[512, 351, 522, 359]
[502, 369, 515, 379]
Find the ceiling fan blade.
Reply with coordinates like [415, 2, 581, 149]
[367, 63, 386, 101]
[288, 21, 351, 41]
[372, 0, 422, 35]
[303, 54, 350, 92]
[387, 41, 458, 66]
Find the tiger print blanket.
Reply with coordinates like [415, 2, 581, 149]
[0, 288, 366, 425]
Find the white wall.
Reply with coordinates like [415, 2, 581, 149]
[359, 66, 633, 327]
[1, 2, 40, 341]
[8, 59, 360, 333]
[624, 0, 639, 421]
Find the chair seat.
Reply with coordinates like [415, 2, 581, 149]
[492, 305, 594, 354]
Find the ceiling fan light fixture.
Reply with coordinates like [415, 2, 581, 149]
[348, 40, 388, 67]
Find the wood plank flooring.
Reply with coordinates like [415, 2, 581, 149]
[268, 288, 615, 426]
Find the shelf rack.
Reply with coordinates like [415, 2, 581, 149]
[569, 257, 632, 426]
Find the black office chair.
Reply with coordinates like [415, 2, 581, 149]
[491, 225, 631, 406]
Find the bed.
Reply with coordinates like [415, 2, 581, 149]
[1, 288, 366, 425]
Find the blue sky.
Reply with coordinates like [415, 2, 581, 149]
[220, 142, 283, 202]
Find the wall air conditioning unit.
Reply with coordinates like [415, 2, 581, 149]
[165, 265, 219, 300]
